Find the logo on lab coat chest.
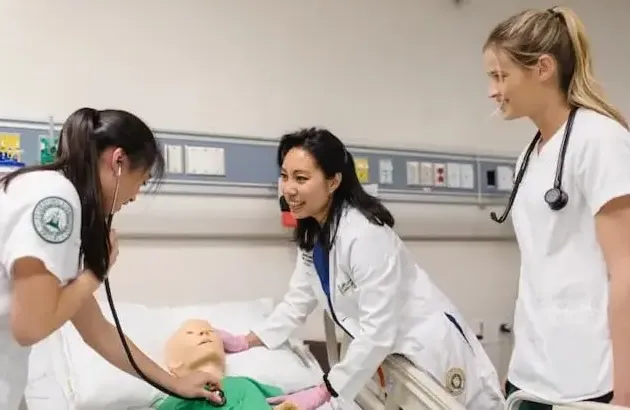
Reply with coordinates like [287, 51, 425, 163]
[301, 251, 314, 266]
[337, 277, 356, 295]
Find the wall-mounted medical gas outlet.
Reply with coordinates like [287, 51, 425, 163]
[496, 165, 514, 191]
[378, 158, 394, 184]
[446, 163, 461, 188]
[460, 163, 475, 189]
[406, 161, 420, 186]
[184, 145, 225, 176]
[419, 162, 433, 186]
[164, 144, 184, 174]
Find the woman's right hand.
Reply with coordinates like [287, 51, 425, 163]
[109, 228, 119, 267]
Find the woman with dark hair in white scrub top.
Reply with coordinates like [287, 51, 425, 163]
[482, 6, 630, 409]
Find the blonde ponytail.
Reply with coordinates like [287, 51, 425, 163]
[555, 7, 628, 129]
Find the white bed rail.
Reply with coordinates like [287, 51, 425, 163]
[323, 312, 466, 409]
[506, 390, 626, 410]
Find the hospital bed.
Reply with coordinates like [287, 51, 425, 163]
[23, 297, 362, 410]
[322, 311, 466, 410]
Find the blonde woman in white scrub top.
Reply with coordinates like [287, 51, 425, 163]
[482, 6, 630, 409]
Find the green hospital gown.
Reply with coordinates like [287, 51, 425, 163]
[155, 376, 284, 410]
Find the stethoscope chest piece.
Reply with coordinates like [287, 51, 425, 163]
[489, 106, 578, 223]
[544, 187, 568, 210]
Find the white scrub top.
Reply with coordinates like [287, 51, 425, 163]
[508, 108, 630, 402]
[0, 170, 82, 410]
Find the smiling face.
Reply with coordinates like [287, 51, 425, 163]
[483, 46, 542, 121]
[163, 319, 225, 378]
[279, 147, 340, 222]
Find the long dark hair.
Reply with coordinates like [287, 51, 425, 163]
[1, 107, 165, 280]
[277, 127, 394, 251]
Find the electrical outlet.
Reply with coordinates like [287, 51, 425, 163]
[406, 161, 420, 185]
[496, 165, 514, 191]
[420, 162, 433, 185]
[378, 158, 394, 184]
[446, 163, 461, 188]
[433, 163, 446, 186]
[460, 163, 475, 189]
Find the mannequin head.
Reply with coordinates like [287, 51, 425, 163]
[164, 319, 226, 379]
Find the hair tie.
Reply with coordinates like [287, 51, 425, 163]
[547, 7, 564, 23]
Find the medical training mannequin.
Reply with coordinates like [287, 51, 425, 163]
[216, 128, 505, 410]
[0, 108, 220, 410]
[156, 319, 297, 410]
[483, 6, 630, 409]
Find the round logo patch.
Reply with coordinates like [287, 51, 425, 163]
[32, 196, 74, 244]
[445, 367, 466, 396]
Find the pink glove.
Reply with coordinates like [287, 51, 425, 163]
[216, 329, 249, 353]
[266, 384, 331, 409]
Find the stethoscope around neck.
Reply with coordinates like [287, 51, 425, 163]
[490, 106, 578, 224]
[103, 161, 226, 405]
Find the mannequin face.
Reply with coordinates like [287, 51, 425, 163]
[164, 319, 226, 378]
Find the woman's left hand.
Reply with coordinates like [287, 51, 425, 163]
[173, 370, 224, 403]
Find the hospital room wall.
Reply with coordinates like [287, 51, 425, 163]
[2, 0, 629, 378]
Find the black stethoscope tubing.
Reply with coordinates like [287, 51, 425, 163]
[490, 106, 578, 224]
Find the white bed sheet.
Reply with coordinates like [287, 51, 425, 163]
[24, 298, 362, 410]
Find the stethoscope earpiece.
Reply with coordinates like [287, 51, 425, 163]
[489, 107, 577, 223]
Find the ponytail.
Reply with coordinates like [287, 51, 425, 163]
[59, 108, 111, 280]
[555, 7, 629, 129]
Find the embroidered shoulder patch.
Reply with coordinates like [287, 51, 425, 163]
[31, 196, 74, 244]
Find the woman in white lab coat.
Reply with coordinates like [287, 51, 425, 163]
[483, 6, 630, 408]
[218, 127, 504, 409]
[0, 108, 222, 409]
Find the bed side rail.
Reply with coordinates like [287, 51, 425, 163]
[323, 311, 465, 410]
[506, 390, 626, 410]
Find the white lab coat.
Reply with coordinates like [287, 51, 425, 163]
[251, 205, 504, 409]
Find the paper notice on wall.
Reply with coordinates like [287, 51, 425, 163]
[355, 157, 370, 183]
[39, 134, 59, 165]
[0, 133, 21, 162]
